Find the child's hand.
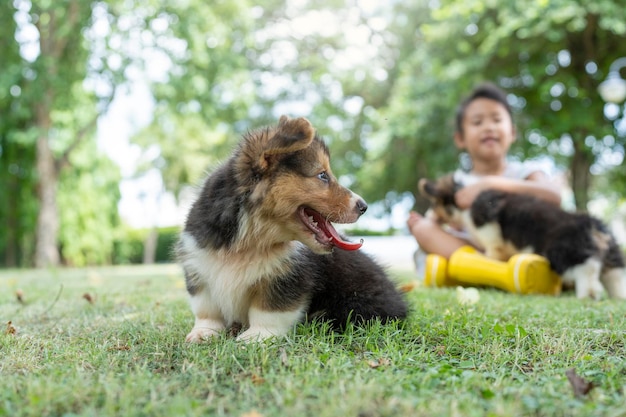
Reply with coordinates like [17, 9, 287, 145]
[454, 186, 478, 209]
[454, 177, 497, 209]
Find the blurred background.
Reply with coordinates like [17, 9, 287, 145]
[1, 0, 626, 269]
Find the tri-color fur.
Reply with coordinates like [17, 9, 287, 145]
[419, 175, 626, 300]
[177, 116, 407, 342]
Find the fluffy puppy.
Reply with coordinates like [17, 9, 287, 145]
[419, 175, 626, 300]
[177, 116, 407, 342]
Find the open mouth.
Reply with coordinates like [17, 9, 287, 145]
[298, 207, 363, 251]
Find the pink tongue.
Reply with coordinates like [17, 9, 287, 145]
[322, 218, 364, 251]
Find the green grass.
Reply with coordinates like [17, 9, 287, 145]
[1, 265, 626, 417]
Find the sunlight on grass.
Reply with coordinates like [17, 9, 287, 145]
[1, 265, 626, 417]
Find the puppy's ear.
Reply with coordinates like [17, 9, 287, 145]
[264, 116, 315, 157]
[239, 116, 317, 176]
[418, 179, 438, 199]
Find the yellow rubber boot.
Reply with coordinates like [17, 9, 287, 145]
[423, 254, 463, 288]
[447, 246, 561, 295]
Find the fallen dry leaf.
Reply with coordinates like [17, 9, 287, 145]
[5, 321, 17, 335]
[250, 374, 265, 385]
[399, 281, 419, 293]
[367, 357, 391, 369]
[108, 345, 131, 351]
[566, 368, 595, 398]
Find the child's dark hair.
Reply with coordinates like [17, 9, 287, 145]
[455, 82, 513, 134]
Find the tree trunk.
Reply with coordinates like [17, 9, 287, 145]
[142, 227, 159, 264]
[570, 140, 591, 212]
[34, 102, 60, 268]
[142, 189, 164, 264]
[4, 175, 18, 267]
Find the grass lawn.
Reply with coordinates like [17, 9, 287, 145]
[1, 264, 626, 417]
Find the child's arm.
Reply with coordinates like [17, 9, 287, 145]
[455, 172, 562, 209]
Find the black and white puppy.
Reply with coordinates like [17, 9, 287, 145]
[177, 116, 407, 342]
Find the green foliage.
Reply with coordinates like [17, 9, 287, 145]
[0, 137, 38, 267]
[112, 228, 146, 265]
[154, 226, 179, 262]
[0, 2, 38, 267]
[57, 142, 122, 267]
[112, 226, 179, 264]
[132, 113, 231, 200]
[0, 0, 142, 267]
[380, 0, 626, 210]
[130, 1, 427, 203]
[129, 0, 262, 197]
[3, 0, 626, 268]
[133, 0, 626, 214]
[2, 266, 626, 416]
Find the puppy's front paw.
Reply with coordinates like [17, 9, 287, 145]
[574, 276, 605, 300]
[236, 327, 276, 343]
[185, 327, 220, 343]
[588, 281, 605, 301]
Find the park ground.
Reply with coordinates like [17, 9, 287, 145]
[1, 241, 626, 417]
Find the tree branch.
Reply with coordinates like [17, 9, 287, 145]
[55, 84, 119, 171]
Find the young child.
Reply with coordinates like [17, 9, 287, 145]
[407, 82, 562, 260]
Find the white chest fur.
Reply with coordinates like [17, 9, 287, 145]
[178, 231, 297, 325]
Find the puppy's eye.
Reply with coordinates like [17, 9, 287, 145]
[317, 171, 330, 183]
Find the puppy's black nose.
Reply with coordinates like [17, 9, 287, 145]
[356, 199, 368, 215]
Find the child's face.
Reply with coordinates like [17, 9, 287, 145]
[454, 98, 515, 163]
